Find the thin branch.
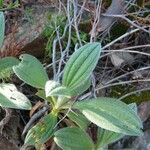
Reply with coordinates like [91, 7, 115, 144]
[77, 0, 87, 24]
[73, 0, 82, 46]
[52, 33, 58, 80]
[102, 28, 140, 50]
[82, 79, 150, 99]
[53, 98, 77, 129]
[102, 14, 150, 34]
[90, 0, 102, 42]
[105, 66, 150, 84]
[119, 87, 150, 100]
[100, 49, 150, 58]
[96, 78, 150, 91]
[22, 105, 49, 138]
[53, 107, 72, 129]
[113, 44, 150, 50]
[56, 0, 73, 80]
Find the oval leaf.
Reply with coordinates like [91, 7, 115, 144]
[62, 42, 101, 87]
[54, 127, 94, 150]
[0, 57, 20, 79]
[25, 113, 57, 146]
[0, 84, 31, 110]
[0, 11, 5, 48]
[73, 98, 143, 136]
[13, 54, 49, 89]
[96, 103, 140, 149]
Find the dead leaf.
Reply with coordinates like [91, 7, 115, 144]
[29, 101, 44, 117]
[110, 52, 134, 67]
[98, 0, 125, 32]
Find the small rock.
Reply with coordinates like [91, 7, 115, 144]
[138, 101, 150, 122]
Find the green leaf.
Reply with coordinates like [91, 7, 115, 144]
[0, 57, 20, 79]
[69, 77, 91, 96]
[45, 80, 60, 96]
[36, 89, 48, 101]
[96, 128, 124, 150]
[73, 97, 143, 136]
[55, 96, 70, 109]
[36, 89, 55, 105]
[13, 54, 49, 89]
[67, 111, 90, 130]
[0, 83, 31, 110]
[96, 103, 139, 150]
[62, 42, 101, 88]
[25, 113, 57, 146]
[0, 11, 5, 48]
[46, 78, 91, 98]
[45, 80, 71, 97]
[54, 127, 94, 150]
[128, 103, 138, 114]
[0, 0, 4, 8]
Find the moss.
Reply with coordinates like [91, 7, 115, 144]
[110, 85, 150, 104]
[110, 22, 129, 40]
[123, 90, 150, 104]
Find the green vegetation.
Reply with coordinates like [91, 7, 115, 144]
[0, 20, 143, 149]
[0, 1, 149, 149]
[0, 0, 19, 11]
